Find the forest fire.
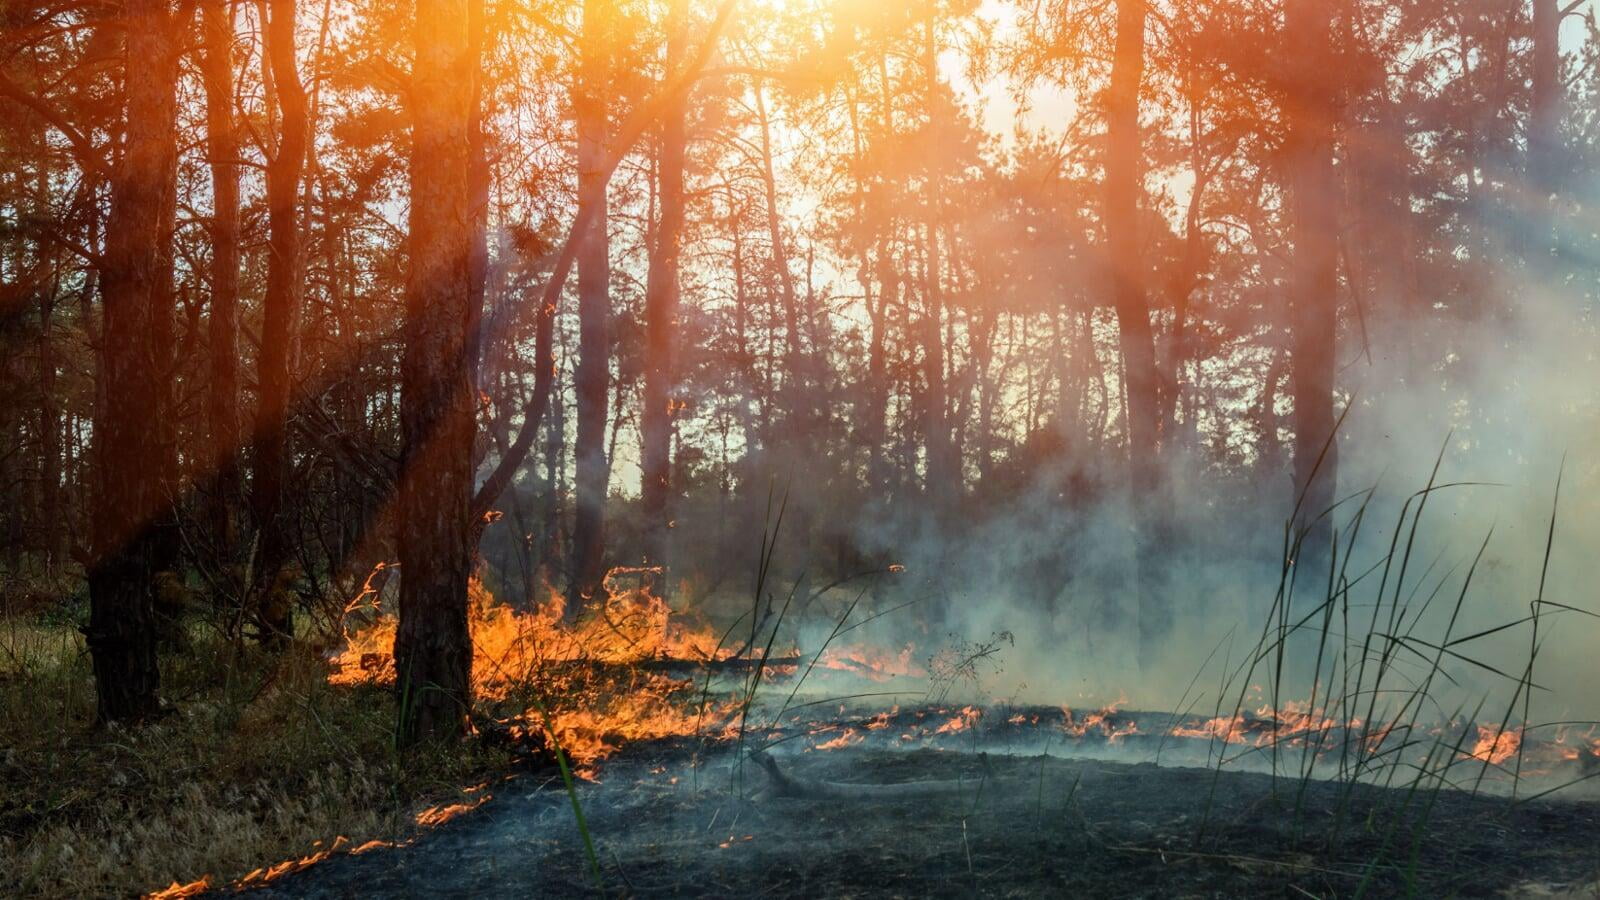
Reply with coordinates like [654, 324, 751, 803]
[6, 0, 1600, 892]
[327, 569, 739, 770]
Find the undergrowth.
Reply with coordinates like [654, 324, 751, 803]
[0, 615, 509, 898]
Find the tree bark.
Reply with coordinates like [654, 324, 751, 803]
[200, 0, 242, 588]
[640, 0, 689, 582]
[569, 0, 612, 609]
[251, 0, 311, 643]
[1284, 0, 1341, 565]
[920, 22, 956, 507]
[1105, 0, 1161, 491]
[85, 0, 181, 724]
[395, 0, 477, 745]
[1527, 0, 1559, 261]
[1104, 0, 1169, 660]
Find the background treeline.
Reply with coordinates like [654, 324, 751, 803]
[0, 0, 1596, 736]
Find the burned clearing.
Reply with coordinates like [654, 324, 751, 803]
[259, 729, 1600, 898]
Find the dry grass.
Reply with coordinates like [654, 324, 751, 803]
[0, 615, 510, 898]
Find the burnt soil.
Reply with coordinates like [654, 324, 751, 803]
[255, 738, 1600, 898]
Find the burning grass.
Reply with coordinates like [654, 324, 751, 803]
[326, 567, 741, 772]
[0, 614, 509, 898]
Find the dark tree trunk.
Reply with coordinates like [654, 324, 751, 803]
[569, 0, 611, 608]
[251, 0, 311, 643]
[85, 0, 181, 724]
[395, 0, 477, 746]
[920, 23, 956, 508]
[640, 0, 688, 582]
[33, 134, 63, 571]
[1105, 0, 1160, 489]
[1284, 0, 1341, 565]
[200, 0, 242, 589]
[1527, 0, 1559, 260]
[1104, 0, 1169, 660]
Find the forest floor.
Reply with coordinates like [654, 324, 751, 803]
[256, 737, 1600, 898]
[8, 605, 1600, 898]
[0, 615, 510, 898]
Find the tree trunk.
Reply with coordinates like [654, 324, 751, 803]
[1105, 0, 1160, 490]
[754, 86, 807, 439]
[251, 0, 311, 643]
[1527, 0, 1559, 261]
[569, 0, 612, 609]
[395, 0, 477, 746]
[1104, 0, 1168, 660]
[640, 0, 688, 583]
[85, 0, 181, 724]
[1284, 0, 1341, 566]
[200, 0, 242, 592]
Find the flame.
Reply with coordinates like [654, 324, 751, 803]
[935, 705, 981, 734]
[328, 569, 738, 772]
[864, 706, 899, 729]
[1060, 700, 1138, 743]
[236, 836, 349, 887]
[1171, 714, 1250, 744]
[815, 728, 863, 750]
[415, 795, 490, 827]
[815, 643, 923, 680]
[1466, 724, 1523, 765]
[146, 877, 211, 899]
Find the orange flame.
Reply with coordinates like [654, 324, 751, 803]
[328, 570, 738, 772]
[815, 643, 923, 681]
[146, 877, 211, 899]
[1466, 724, 1523, 765]
[935, 705, 981, 734]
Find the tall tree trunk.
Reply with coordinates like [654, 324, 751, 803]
[1105, 0, 1160, 487]
[200, 0, 242, 590]
[395, 0, 477, 745]
[754, 85, 804, 436]
[32, 122, 63, 571]
[1105, 0, 1167, 660]
[39, 291, 61, 571]
[251, 0, 310, 643]
[640, 0, 688, 584]
[86, 0, 181, 724]
[569, 0, 612, 609]
[920, 22, 956, 507]
[1285, 0, 1341, 565]
[1527, 0, 1559, 262]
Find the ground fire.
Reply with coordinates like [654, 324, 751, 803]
[7, 0, 1600, 895]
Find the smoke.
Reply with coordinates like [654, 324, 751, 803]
[806, 262, 1600, 731]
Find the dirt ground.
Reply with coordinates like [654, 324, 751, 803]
[256, 736, 1600, 898]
